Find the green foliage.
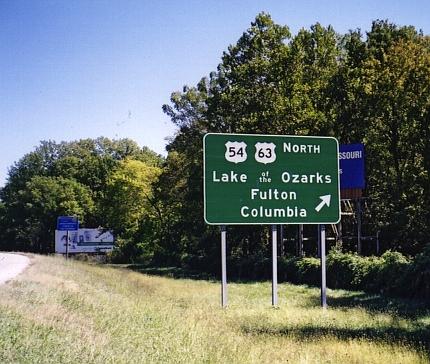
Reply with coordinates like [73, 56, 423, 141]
[0, 138, 163, 253]
[107, 237, 148, 264]
[288, 248, 430, 300]
[372, 251, 411, 294]
[1, 13, 430, 291]
[296, 257, 321, 284]
[154, 247, 428, 301]
[327, 249, 366, 289]
[3, 176, 94, 252]
[403, 245, 430, 300]
[159, 13, 430, 266]
[104, 159, 161, 236]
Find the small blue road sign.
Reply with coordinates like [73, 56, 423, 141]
[339, 144, 365, 189]
[57, 216, 79, 231]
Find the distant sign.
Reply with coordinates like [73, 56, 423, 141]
[57, 216, 79, 231]
[55, 228, 114, 254]
[204, 133, 340, 225]
[339, 144, 365, 189]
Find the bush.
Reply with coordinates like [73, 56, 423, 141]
[402, 244, 430, 300]
[327, 249, 359, 289]
[227, 254, 271, 281]
[107, 238, 145, 264]
[371, 251, 411, 295]
[296, 257, 320, 285]
[181, 254, 219, 276]
[278, 256, 300, 283]
[201, 248, 423, 301]
[121, 241, 429, 301]
[325, 249, 412, 293]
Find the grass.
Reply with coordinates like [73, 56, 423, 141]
[0, 254, 429, 363]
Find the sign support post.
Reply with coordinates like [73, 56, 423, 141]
[221, 225, 227, 308]
[280, 225, 284, 256]
[203, 133, 340, 308]
[272, 224, 278, 307]
[298, 224, 304, 257]
[320, 224, 327, 308]
[66, 230, 69, 260]
[57, 216, 79, 258]
[357, 199, 362, 255]
[317, 224, 321, 258]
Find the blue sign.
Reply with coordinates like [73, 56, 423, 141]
[57, 216, 79, 231]
[339, 144, 365, 189]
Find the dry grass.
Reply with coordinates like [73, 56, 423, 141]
[0, 254, 428, 363]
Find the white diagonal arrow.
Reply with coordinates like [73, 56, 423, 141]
[315, 195, 331, 212]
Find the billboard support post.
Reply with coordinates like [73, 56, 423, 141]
[279, 225, 284, 256]
[66, 230, 69, 260]
[357, 198, 362, 255]
[57, 216, 78, 260]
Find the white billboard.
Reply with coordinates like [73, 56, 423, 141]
[55, 228, 114, 254]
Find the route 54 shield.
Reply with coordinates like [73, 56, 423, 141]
[225, 141, 247, 164]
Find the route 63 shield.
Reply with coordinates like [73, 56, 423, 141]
[225, 141, 247, 163]
[255, 142, 276, 164]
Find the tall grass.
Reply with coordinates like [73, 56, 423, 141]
[0, 254, 428, 363]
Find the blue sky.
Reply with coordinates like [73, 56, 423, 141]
[1, 0, 429, 187]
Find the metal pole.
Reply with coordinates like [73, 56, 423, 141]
[298, 224, 304, 257]
[320, 225, 327, 308]
[66, 230, 69, 260]
[317, 225, 321, 258]
[337, 220, 343, 248]
[272, 224, 278, 307]
[376, 230, 380, 255]
[221, 225, 227, 308]
[357, 198, 362, 255]
[280, 225, 284, 257]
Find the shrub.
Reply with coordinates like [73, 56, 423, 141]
[325, 249, 411, 294]
[278, 256, 300, 283]
[228, 254, 271, 281]
[402, 244, 430, 300]
[129, 242, 428, 301]
[107, 238, 144, 264]
[326, 249, 360, 289]
[296, 257, 320, 285]
[371, 251, 411, 295]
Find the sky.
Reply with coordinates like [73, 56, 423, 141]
[1, 0, 429, 187]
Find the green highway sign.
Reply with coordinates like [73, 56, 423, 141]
[203, 133, 340, 225]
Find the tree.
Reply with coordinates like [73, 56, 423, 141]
[359, 38, 430, 252]
[160, 14, 430, 266]
[160, 13, 343, 265]
[0, 138, 162, 253]
[3, 176, 94, 252]
[102, 159, 162, 262]
[104, 159, 161, 235]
